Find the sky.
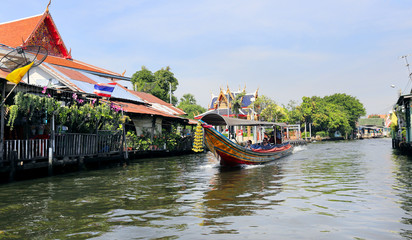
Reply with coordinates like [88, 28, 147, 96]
[2, 0, 412, 115]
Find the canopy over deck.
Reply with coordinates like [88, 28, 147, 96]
[200, 113, 286, 127]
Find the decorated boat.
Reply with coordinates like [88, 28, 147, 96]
[199, 113, 293, 167]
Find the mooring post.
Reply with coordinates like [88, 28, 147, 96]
[9, 151, 16, 182]
[48, 113, 55, 176]
[122, 109, 128, 164]
[0, 80, 5, 167]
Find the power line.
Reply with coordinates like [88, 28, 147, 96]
[400, 55, 412, 94]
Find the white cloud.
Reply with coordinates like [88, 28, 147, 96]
[2, 0, 412, 115]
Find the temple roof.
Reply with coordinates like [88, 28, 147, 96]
[0, 14, 43, 48]
[208, 89, 257, 110]
[0, 10, 122, 77]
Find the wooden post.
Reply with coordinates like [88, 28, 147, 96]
[9, 151, 16, 182]
[304, 122, 307, 141]
[151, 116, 156, 143]
[309, 123, 312, 140]
[122, 109, 128, 164]
[48, 113, 55, 176]
[0, 80, 5, 167]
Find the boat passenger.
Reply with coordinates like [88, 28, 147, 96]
[245, 140, 253, 150]
[261, 138, 274, 150]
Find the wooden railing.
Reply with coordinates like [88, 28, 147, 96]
[4, 139, 49, 161]
[2, 131, 191, 162]
[55, 131, 123, 157]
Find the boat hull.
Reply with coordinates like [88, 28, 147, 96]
[203, 126, 293, 167]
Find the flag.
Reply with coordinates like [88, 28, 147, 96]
[390, 112, 398, 127]
[385, 114, 391, 128]
[6, 61, 34, 84]
[93, 82, 116, 97]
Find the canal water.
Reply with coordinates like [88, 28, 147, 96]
[0, 138, 411, 239]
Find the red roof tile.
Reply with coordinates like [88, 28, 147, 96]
[45, 55, 121, 76]
[111, 101, 182, 119]
[0, 15, 42, 47]
[0, 69, 8, 78]
[126, 90, 186, 115]
[0, 12, 122, 76]
[52, 65, 96, 84]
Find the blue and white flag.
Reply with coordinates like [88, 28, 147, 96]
[93, 82, 116, 98]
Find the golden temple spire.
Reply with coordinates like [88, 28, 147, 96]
[46, 0, 52, 12]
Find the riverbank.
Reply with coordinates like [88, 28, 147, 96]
[0, 148, 195, 183]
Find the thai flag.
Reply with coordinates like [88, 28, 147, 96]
[385, 114, 391, 128]
[93, 82, 116, 97]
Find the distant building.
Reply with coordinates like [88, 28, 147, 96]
[195, 86, 258, 119]
[357, 116, 389, 138]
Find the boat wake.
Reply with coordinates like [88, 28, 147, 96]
[293, 145, 306, 153]
[243, 164, 265, 170]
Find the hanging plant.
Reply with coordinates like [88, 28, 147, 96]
[7, 105, 19, 130]
[7, 92, 126, 133]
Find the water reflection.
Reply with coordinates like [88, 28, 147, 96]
[392, 153, 412, 238]
[0, 139, 411, 239]
[201, 162, 284, 222]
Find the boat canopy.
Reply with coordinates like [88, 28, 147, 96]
[200, 113, 287, 127]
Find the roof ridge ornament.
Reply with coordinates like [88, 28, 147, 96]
[46, 0, 52, 13]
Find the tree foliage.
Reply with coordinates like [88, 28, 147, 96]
[231, 92, 246, 118]
[131, 66, 179, 105]
[131, 66, 156, 92]
[251, 95, 274, 120]
[177, 93, 206, 119]
[290, 93, 365, 138]
[254, 93, 365, 138]
[323, 93, 366, 129]
[261, 103, 287, 122]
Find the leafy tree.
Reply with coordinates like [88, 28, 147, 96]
[252, 95, 275, 120]
[131, 66, 156, 92]
[231, 92, 246, 118]
[179, 93, 197, 105]
[261, 103, 287, 122]
[131, 66, 179, 105]
[323, 93, 366, 130]
[284, 100, 301, 124]
[292, 94, 365, 138]
[154, 66, 179, 105]
[177, 93, 206, 119]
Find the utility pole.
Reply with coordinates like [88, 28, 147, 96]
[401, 55, 412, 93]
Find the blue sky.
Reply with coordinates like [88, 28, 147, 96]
[2, 0, 412, 115]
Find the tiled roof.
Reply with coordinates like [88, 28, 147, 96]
[127, 90, 186, 116]
[45, 55, 122, 76]
[111, 100, 182, 119]
[43, 64, 144, 103]
[0, 12, 122, 76]
[0, 14, 43, 47]
[358, 118, 384, 127]
[52, 65, 97, 84]
[0, 69, 7, 78]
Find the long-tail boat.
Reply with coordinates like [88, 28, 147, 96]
[199, 113, 293, 167]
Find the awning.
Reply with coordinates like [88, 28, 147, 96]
[200, 113, 285, 127]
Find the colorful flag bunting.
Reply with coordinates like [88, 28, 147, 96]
[93, 82, 116, 98]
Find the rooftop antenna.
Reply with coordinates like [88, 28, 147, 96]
[0, 45, 48, 106]
[400, 55, 412, 94]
